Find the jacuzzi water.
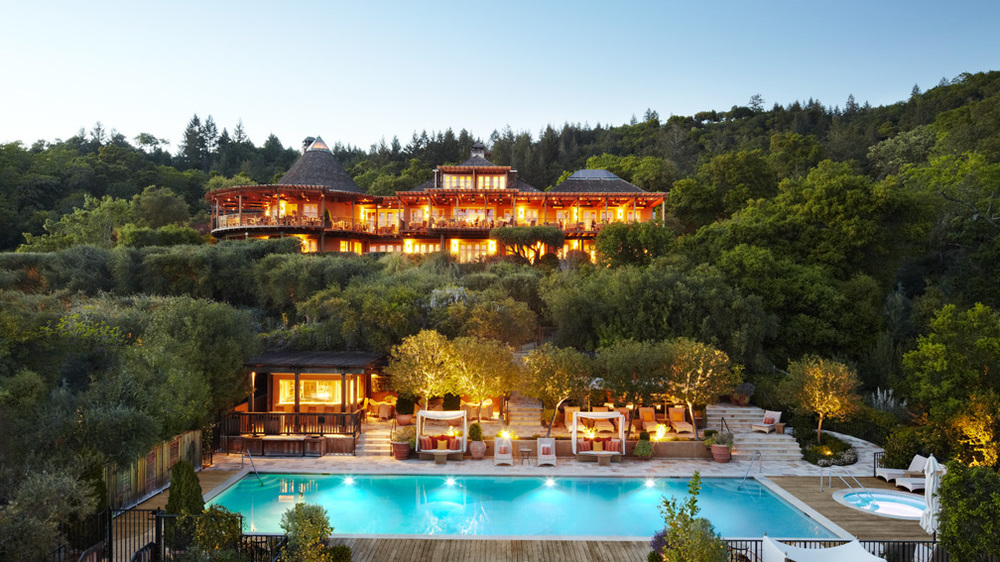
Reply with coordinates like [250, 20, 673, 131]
[833, 489, 926, 520]
[208, 474, 837, 538]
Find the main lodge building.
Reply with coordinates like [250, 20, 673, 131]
[206, 137, 667, 263]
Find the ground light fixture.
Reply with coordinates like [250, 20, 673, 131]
[545, 478, 556, 487]
[446, 477, 456, 486]
[645, 479, 655, 488]
[343, 476, 355, 485]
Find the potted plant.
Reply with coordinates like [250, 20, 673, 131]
[390, 426, 415, 460]
[731, 382, 755, 406]
[468, 422, 486, 460]
[633, 431, 653, 460]
[395, 394, 415, 426]
[704, 431, 733, 463]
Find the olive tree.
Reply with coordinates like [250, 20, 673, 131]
[596, 339, 670, 438]
[523, 344, 593, 437]
[782, 355, 860, 443]
[664, 338, 739, 440]
[489, 226, 564, 264]
[384, 329, 457, 409]
[450, 336, 518, 420]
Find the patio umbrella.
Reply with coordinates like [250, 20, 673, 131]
[920, 454, 942, 536]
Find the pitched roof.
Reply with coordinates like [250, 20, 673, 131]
[277, 136, 364, 194]
[246, 350, 384, 372]
[548, 169, 647, 193]
[455, 154, 497, 167]
[515, 178, 540, 192]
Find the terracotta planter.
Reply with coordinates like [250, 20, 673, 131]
[469, 440, 486, 460]
[390, 441, 411, 460]
[710, 444, 732, 463]
[396, 414, 412, 426]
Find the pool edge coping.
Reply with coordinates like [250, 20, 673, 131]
[757, 475, 853, 540]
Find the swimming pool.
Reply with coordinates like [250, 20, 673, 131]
[208, 474, 837, 539]
[833, 489, 926, 520]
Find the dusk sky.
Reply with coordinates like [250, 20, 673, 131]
[2, 0, 998, 152]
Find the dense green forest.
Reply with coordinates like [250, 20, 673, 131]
[4, 70, 1000, 557]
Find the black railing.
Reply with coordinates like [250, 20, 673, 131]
[221, 411, 362, 437]
[874, 450, 885, 477]
[724, 539, 953, 561]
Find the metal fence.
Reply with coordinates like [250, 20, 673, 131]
[725, 539, 950, 561]
[52, 509, 286, 562]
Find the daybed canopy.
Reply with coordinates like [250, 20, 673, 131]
[762, 536, 885, 562]
[570, 411, 626, 454]
[415, 410, 467, 453]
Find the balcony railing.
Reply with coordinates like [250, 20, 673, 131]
[212, 214, 400, 235]
[221, 411, 363, 437]
[401, 217, 614, 234]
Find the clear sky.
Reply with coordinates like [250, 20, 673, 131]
[2, 0, 998, 152]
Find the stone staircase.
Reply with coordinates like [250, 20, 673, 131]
[355, 423, 392, 456]
[506, 393, 545, 436]
[706, 403, 802, 462]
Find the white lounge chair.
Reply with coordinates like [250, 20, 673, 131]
[876, 454, 927, 482]
[895, 477, 925, 493]
[494, 437, 513, 466]
[668, 406, 694, 435]
[751, 410, 782, 433]
[537, 437, 557, 467]
[638, 407, 658, 432]
[590, 407, 615, 433]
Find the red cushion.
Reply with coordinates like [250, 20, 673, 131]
[764, 417, 774, 424]
[448, 437, 459, 450]
[578, 440, 592, 452]
[497, 445, 510, 455]
[607, 440, 621, 452]
[419, 436, 433, 450]
[437, 434, 448, 441]
[541, 445, 552, 455]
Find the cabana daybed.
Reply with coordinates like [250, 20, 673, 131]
[415, 410, 467, 464]
[571, 411, 625, 466]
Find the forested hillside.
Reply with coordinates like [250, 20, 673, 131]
[4, 70, 1000, 558]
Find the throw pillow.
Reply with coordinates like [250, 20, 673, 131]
[642, 411, 654, 422]
[541, 445, 552, 455]
[436, 439, 448, 450]
[419, 436, 433, 450]
[448, 437, 459, 450]
[497, 445, 510, 455]
[764, 417, 774, 424]
[593, 441, 604, 452]
[608, 439, 621, 452]
[578, 440, 592, 452]
[670, 410, 684, 422]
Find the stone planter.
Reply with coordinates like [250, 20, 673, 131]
[469, 440, 486, 460]
[710, 444, 732, 463]
[390, 441, 411, 460]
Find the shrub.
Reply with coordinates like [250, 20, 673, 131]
[279, 503, 337, 562]
[639, 430, 651, 441]
[328, 544, 352, 562]
[649, 527, 668, 561]
[442, 392, 461, 411]
[192, 504, 243, 555]
[938, 461, 1000, 560]
[468, 422, 483, 441]
[634, 440, 654, 458]
[165, 460, 204, 551]
[800, 433, 857, 466]
[703, 432, 733, 449]
[395, 394, 415, 415]
[880, 426, 924, 469]
[657, 473, 727, 562]
[391, 426, 416, 448]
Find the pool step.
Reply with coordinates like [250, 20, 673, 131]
[356, 425, 393, 456]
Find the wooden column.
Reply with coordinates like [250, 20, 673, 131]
[294, 372, 300, 414]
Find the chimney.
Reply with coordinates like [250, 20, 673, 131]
[471, 141, 486, 159]
[302, 137, 316, 153]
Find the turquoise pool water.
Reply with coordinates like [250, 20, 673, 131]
[209, 474, 836, 538]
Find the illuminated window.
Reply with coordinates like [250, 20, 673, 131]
[278, 379, 341, 404]
[303, 204, 318, 217]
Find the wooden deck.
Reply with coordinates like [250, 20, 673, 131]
[329, 537, 650, 562]
[135, 469, 239, 510]
[769, 476, 930, 540]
